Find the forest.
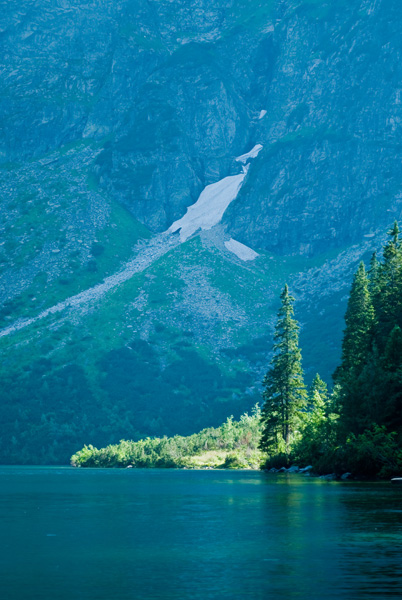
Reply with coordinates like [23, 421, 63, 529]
[260, 221, 402, 478]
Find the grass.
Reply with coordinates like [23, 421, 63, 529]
[183, 449, 264, 469]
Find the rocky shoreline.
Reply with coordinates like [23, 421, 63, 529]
[264, 465, 352, 481]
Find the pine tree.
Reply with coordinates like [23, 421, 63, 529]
[334, 262, 375, 435]
[308, 373, 328, 413]
[260, 285, 307, 456]
[335, 262, 374, 380]
[384, 325, 402, 372]
[375, 221, 402, 349]
[294, 374, 335, 466]
[304, 374, 329, 448]
[355, 342, 387, 430]
[368, 252, 381, 299]
[381, 325, 402, 431]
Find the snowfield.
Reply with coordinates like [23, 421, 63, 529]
[168, 143, 263, 242]
[168, 168, 249, 242]
[224, 238, 259, 261]
[235, 144, 263, 164]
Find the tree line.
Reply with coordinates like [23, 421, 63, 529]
[260, 222, 402, 478]
[71, 406, 262, 468]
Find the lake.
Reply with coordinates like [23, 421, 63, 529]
[1, 468, 401, 599]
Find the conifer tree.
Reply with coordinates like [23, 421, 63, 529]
[379, 325, 402, 431]
[376, 221, 402, 348]
[334, 262, 375, 435]
[368, 251, 381, 299]
[335, 262, 374, 380]
[384, 325, 402, 372]
[294, 374, 335, 465]
[308, 373, 328, 413]
[260, 285, 306, 455]
[304, 374, 329, 445]
[355, 342, 386, 430]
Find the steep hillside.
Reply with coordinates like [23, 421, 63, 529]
[0, 0, 399, 462]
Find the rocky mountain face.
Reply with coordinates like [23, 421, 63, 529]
[0, 0, 400, 463]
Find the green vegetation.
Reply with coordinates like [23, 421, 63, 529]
[71, 406, 263, 469]
[261, 222, 402, 479]
[260, 285, 306, 455]
[70, 223, 402, 478]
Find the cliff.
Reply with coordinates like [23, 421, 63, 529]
[0, 0, 399, 462]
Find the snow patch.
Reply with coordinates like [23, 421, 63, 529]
[168, 170, 248, 242]
[258, 110, 267, 120]
[224, 238, 259, 261]
[167, 143, 263, 243]
[235, 144, 263, 164]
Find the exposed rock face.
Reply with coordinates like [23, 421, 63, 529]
[0, 0, 400, 463]
[2, 0, 401, 255]
[227, 0, 402, 255]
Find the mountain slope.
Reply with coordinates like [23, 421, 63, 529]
[0, 0, 400, 462]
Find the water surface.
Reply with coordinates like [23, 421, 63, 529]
[1, 467, 401, 599]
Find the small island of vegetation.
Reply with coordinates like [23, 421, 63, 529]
[72, 222, 402, 479]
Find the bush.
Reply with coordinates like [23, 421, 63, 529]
[71, 406, 262, 468]
[222, 452, 248, 469]
[313, 425, 402, 478]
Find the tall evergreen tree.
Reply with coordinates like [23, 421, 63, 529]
[368, 251, 381, 299]
[335, 262, 374, 380]
[334, 262, 375, 435]
[376, 221, 402, 348]
[260, 285, 306, 455]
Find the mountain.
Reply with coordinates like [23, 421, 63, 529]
[0, 0, 400, 463]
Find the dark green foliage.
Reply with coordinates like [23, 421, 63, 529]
[0, 339, 256, 464]
[260, 285, 306, 455]
[100, 342, 254, 437]
[334, 223, 402, 439]
[0, 361, 119, 465]
[314, 426, 402, 479]
[368, 251, 381, 298]
[384, 325, 402, 371]
[373, 221, 402, 350]
[334, 262, 374, 387]
[260, 224, 402, 478]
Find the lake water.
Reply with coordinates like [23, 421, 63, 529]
[1, 468, 402, 600]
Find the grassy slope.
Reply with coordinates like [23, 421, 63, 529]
[0, 139, 151, 327]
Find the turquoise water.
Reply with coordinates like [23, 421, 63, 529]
[1, 468, 402, 599]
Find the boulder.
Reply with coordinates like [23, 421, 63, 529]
[299, 465, 313, 473]
[319, 473, 337, 481]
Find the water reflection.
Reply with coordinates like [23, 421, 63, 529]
[0, 468, 401, 599]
